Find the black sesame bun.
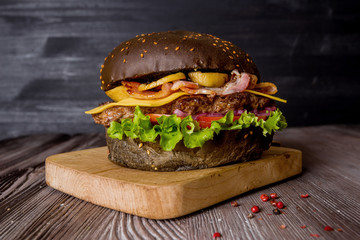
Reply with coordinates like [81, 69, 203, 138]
[100, 30, 259, 91]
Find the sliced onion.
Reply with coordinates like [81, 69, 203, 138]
[233, 109, 245, 115]
[265, 106, 277, 111]
[173, 109, 189, 117]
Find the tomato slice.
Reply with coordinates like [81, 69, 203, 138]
[257, 115, 267, 121]
[197, 116, 241, 122]
[197, 115, 267, 128]
[197, 116, 240, 128]
[146, 114, 170, 125]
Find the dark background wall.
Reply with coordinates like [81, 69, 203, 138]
[0, 0, 359, 140]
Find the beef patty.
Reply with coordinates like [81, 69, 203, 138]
[93, 92, 275, 127]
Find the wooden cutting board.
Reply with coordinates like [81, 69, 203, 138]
[45, 146, 302, 219]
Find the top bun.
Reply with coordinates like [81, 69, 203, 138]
[100, 30, 259, 91]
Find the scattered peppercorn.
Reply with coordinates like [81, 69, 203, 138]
[301, 194, 310, 198]
[260, 194, 270, 202]
[324, 226, 334, 231]
[230, 201, 239, 207]
[270, 193, 278, 199]
[213, 232, 221, 238]
[251, 205, 260, 213]
[270, 199, 277, 206]
[280, 224, 286, 229]
[276, 201, 285, 209]
[247, 213, 254, 219]
[273, 208, 281, 215]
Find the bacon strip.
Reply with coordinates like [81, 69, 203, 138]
[209, 70, 251, 96]
[171, 80, 199, 91]
[253, 82, 278, 95]
[247, 73, 259, 89]
[180, 87, 216, 96]
[122, 81, 174, 99]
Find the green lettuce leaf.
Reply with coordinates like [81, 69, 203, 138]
[107, 106, 287, 151]
[154, 114, 183, 151]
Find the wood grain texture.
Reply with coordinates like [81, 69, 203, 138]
[1, 0, 360, 141]
[1, 125, 360, 239]
[45, 146, 301, 219]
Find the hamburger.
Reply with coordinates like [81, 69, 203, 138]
[86, 30, 287, 171]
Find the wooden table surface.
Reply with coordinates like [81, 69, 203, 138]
[1, 125, 360, 240]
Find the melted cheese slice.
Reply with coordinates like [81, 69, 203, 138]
[85, 91, 189, 114]
[105, 86, 129, 102]
[244, 89, 287, 103]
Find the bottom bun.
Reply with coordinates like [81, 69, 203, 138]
[106, 126, 273, 172]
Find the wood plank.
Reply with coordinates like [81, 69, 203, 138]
[45, 146, 302, 219]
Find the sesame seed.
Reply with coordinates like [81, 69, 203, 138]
[175, 46, 180, 51]
[236, 64, 240, 67]
[100, 69, 102, 73]
[190, 47, 195, 51]
[154, 167, 158, 171]
[101, 64, 104, 68]
[100, 75, 102, 79]
[141, 33, 145, 36]
[142, 39, 146, 43]
[136, 35, 139, 37]
[111, 54, 114, 58]
[138, 143, 143, 148]
[126, 41, 130, 45]
[146, 150, 150, 155]
[101, 80, 104, 84]
[229, 55, 234, 59]
[164, 46, 168, 50]
[233, 51, 236, 54]
[125, 46, 128, 50]
[226, 47, 229, 50]
[104, 57, 107, 61]
[213, 43, 217, 46]
[222, 49, 226, 52]
[153, 42, 158, 45]
[247, 58, 250, 62]
[121, 48, 124, 52]
[143, 50, 147, 53]
[100, 86, 103, 90]
[140, 53, 144, 58]
[123, 59, 126, 63]
[236, 54, 239, 57]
